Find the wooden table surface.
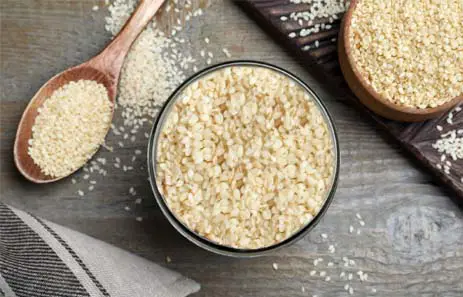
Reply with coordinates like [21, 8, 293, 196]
[1, 1, 462, 296]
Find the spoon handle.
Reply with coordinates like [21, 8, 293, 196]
[90, 0, 165, 79]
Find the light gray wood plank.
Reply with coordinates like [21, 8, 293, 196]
[1, 1, 462, 296]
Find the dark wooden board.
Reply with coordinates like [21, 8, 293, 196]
[236, 0, 463, 200]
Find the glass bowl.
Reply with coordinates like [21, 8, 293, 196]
[147, 60, 340, 257]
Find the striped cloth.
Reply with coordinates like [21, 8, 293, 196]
[0, 203, 200, 297]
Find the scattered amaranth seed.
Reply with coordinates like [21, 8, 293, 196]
[328, 245, 335, 253]
[222, 48, 232, 58]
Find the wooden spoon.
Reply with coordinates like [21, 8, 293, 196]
[14, 0, 165, 183]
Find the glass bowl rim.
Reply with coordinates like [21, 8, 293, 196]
[147, 60, 341, 257]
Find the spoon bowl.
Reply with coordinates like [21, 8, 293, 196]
[13, 0, 165, 183]
[14, 66, 116, 183]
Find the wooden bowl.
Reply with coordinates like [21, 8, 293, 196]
[338, 0, 462, 122]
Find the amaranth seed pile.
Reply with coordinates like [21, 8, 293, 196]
[28, 80, 112, 177]
[104, 0, 210, 130]
[117, 27, 187, 125]
[349, 0, 463, 109]
[156, 66, 335, 249]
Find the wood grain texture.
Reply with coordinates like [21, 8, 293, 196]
[1, 1, 462, 296]
[236, 0, 463, 199]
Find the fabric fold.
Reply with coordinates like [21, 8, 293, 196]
[0, 203, 200, 297]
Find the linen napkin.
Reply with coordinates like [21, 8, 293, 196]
[0, 203, 200, 297]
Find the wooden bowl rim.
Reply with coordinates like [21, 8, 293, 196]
[342, 0, 462, 116]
